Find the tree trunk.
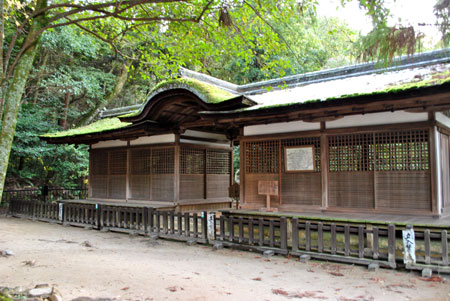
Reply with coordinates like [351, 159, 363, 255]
[0, 0, 48, 202]
[59, 91, 70, 129]
[77, 61, 130, 126]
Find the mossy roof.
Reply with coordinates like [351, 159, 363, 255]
[246, 63, 450, 111]
[41, 117, 131, 139]
[114, 78, 238, 119]
[150, 78, 237, 104]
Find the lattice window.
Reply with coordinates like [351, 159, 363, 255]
[375, 130, 429, 171]
[207, 150, 230, 174]
[152, 148, 174, 174]
[282, 137, 321, 172]
[245, 140, 279, 173]
[181, 147, 205, 174]
[91, 150, 108, 175]
[109, 150, 127, 175]
[130, 149, 151, 175]
[329, 133, 374, 172]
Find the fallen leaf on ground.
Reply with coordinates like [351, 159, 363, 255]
[272, 289, 289, 296]
[252, 277, 262, 281]
[23, 260, 36, 266]
[328, 272, 344, 277]
[166, 286, 177, 292]
[81, 241, 93, 248]
[121, 287, 129, 291]
[386, 283, 415, 289]
[418, 276, 444, 283]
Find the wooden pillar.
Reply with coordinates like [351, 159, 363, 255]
[126, 141, 131, 202]
[430, 126, 441, 215]
[239, 137, 246, 204]
[204, 149, 207, 199]
[174, 135, 180, 203]
[320, 134, 329, 209]
[88, 146, 93, 198]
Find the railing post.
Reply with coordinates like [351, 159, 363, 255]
[291, 218, 298, 253]
[280, 217, 287, 251]
[97, 204, 102, 230]
[344, 224, 350, 257]
[358, 226, 365, 258]
[331, 223, 337, 255]
[305, 221, 311, 252]
[388, 224, 396, 267]
[373, 227, 379, 260]
[143, 207, 148, 234]
[442, 230, 448, 266]
[248, 217, 254, 245]
[148, 208, 154, 234]
[424, 229, 431, 264]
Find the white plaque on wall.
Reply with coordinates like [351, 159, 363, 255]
[285, 146, 315, 172]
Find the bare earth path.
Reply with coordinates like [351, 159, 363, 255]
[0, 217, 449, 301]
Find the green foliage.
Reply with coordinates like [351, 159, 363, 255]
[434, 0, 450, 46]
[6, 104, 88, 188]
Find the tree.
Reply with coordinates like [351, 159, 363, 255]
[0, 0, 306, 201]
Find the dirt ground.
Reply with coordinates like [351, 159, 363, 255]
[0, 217, 449, 301]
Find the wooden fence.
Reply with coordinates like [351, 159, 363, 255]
[290, 219, 396, 268]
[213, 215, 288, 254]
[2, 187, 87, 203]
[7, 199, 449, 273]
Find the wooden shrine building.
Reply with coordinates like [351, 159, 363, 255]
[43, 49, 450, 217]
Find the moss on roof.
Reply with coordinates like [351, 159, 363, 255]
[150, 78, 237, 104]
[248, 70, 450, 111]
[41, 117, 132, 138]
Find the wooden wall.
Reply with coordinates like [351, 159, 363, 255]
[241, 126, 434, 214]
[89, 144, 231, 203]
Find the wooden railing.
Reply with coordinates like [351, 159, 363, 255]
[291, 219, 396, 268]
[7, 199, 449, 273]
[214, 215, 288, 254]
[2, 187, 87, 203]
[64, 203, 98, 228]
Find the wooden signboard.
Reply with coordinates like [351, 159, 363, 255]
[258, 181, 279, 211]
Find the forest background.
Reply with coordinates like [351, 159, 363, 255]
[1, 0, 449, 194]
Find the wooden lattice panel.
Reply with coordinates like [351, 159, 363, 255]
[90, 175, 108, 198]
[207, 150, 230, 174]
[109, 150, 127, 175]
[181, 147, 204, 174]
[329, 133, 373, 172]
[282, 137, 321, 171]
[130, 175, 150, 200]
[91, 150, 108, 175]
[207, 174, 229, 198]
[108, 175, 126, 199]
[151, 174, 174, 201]
[281, 173, 321, 206]
[375, 130, 429, 171]
[152, 148, 174, 174]
[375, 171, 430, 210]
[180, 174, 204, 200]
[328, 171, 374, 208]
[130, 149, 151, 175]
[245, 140, 279, 174]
